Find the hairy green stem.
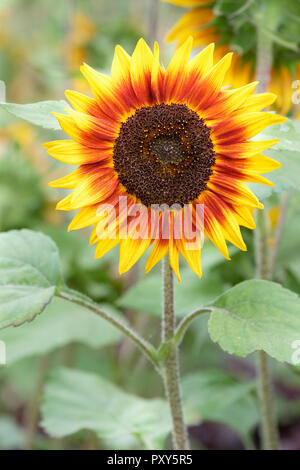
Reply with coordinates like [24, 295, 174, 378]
[255, 210, 279, 450]
[161, 257, 189, 450]
[256, 31, 273, 94]
[149, 0, 159, 44]
[255, 192, 290, 450]
[269, 191, 291, 277]
[256, 350, 279, 450]
[254, 19, 280, 449]
[255, 210, 271, 280]
[175, 307, 212, 345]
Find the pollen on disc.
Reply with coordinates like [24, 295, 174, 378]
[113, 103, 216, 207]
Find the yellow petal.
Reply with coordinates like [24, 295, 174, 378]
[56, 193, 73, 211]
[169, 239, 181, 282]
[204, 52, 233, 90]
[95, 238, 120, 258]
[48, 169, 81, 188]
[247, 153, 281, 173]
[119, 237, 152, 274]
[89, 225, 98, 245]
[68, 205, 100, 231]
[208, 179, 263, 209]
[111, 45, 131, 83]
[65, 90, 99, 116]
[188, 43, 215, 79]
[218, 205, 247, 251]
[204, 216, 230, 260]
[66, 109, 117, 140]
[130, 38, 154, 104]
[164, 36, 193, 101]
[241, 92, 277, 112]
[145, 240, 169, 273]
[151, 41, 165, 103]
[71, 172, 118, 209]
[80, 63, 126, 118]
[214, 112, 286, 142]
[177, 238, 202, 277]
[44, 140, 113, 164]
[214, 139, 279, 158]
[232, 206, 256, 229]
[188, 53, 233, 108]
[203, 81, 258, 120]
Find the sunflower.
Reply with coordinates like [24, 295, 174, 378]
[269, 66, 298, 116]
[44, 38, 284, 281]
[163, 0, 219, 48]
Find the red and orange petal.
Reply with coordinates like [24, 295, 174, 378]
[44, 38, 285, 281]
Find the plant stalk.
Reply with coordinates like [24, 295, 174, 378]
[255, 212, 279, 451]
[161, 256, 189, 450]
[149, 0, 159, 44]
[254, 22, 279, 449]
[269, 191, 291, 277]
[256, 349, 279, 450]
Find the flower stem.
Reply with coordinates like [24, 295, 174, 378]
[256, 349, 279, 450]
[255, 28, 273, 93]
[254, 19, 280, 449]
[174, 307, 212, 345]
[254, 202, 279, 451]
[161, 256, 189, 450]
[149, 0, 159, 44]
[269, 191, 291, 276]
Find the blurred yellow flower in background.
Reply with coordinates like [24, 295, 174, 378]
[66, 11, 96, 71]
[162, 0, 300, 116]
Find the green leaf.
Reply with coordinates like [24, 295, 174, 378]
[257, 27, 299, 52]
[249, 119, 300, 200]
[257, 119, 300, 152]
[0, 100, 69, 130]
[182, 370, 258, 439]
[41, 367, 259, 449]
[276, 193, 300, 275]
[41, 367, 171, 449]
[117, 268, 224, 317]
[0, 298, 122, 364]
[208, 280, 300, 363]
[249, 149, 300, 200]
[268, 149, 300, 191]
[0, 229, 62, 328]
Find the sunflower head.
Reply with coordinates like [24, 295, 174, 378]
[44, 38, 284, 281]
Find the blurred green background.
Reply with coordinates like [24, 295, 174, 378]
[0, 0, 300, 450]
